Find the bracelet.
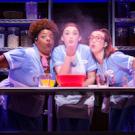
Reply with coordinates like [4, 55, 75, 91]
[70, 61, 77, 67]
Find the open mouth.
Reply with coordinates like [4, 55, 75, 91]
[90, 44, 95, 49]
[69, 40, 74, 44]
[46, 43, 53, 48]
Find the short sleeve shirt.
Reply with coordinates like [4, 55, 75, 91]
[52, 44, 97, 74]
[3, 44, 44, 87]
[97, 51, 133, 86]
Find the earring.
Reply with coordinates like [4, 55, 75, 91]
[35, 37, 38, 41]
[104, 42, 108, 47]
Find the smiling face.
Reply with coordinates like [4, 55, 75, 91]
[89, 31, 106, 54]
[61, 26, 81, 48]
[35, 29, 54, 56]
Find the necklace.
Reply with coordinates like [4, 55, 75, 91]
[40, 53, 51, 73]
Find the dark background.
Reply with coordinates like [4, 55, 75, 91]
[0, 0, 135, 132]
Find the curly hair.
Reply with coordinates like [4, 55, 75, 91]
[28, 18, 59, 43]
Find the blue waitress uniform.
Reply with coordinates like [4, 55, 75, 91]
[97, 51, 135, 131]
[0, 44, 54, 131]
[52, 44, 97, 131]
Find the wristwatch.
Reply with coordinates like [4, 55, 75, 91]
[70, 61, 77, 67]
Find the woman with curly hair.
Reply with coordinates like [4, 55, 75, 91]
[0, 19, 59, 131]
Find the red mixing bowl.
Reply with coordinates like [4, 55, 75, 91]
[56, 74, 86, 87]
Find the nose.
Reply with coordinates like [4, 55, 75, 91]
[89, 39, 93, 44]
[69, 34, 73, 38]
[45, 36, 52, 43]
[91, 37, 97, 42]
[90, 38, 97, 45]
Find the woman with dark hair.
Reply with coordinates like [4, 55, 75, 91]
[0, 19, 59, 131]
[89, 28, 135, 131]
[52, 22, 97, 131]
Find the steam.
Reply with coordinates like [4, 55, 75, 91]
[55, 6, 101, 45]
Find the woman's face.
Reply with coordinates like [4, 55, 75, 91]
[36, 29, 54, 56]
[61, 26, 81, 48]
[89, 31, 105, 54]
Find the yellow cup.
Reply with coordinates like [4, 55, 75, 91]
[40, 79, 55, 87]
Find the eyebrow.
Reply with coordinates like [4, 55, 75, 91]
[41, 32, 53, 35]
[64, 28, 78, 31]
[94, 33, 104, 36]
[91, 34, 104, 37]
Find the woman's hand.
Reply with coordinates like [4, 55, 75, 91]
[55, 45, 77, 75]
[66, 45, 76, 57]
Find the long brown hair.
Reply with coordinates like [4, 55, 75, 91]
[99, 28, 117, 58]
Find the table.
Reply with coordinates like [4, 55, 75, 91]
[0, 86, 135, 94]
[0, 86, 135, 131]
